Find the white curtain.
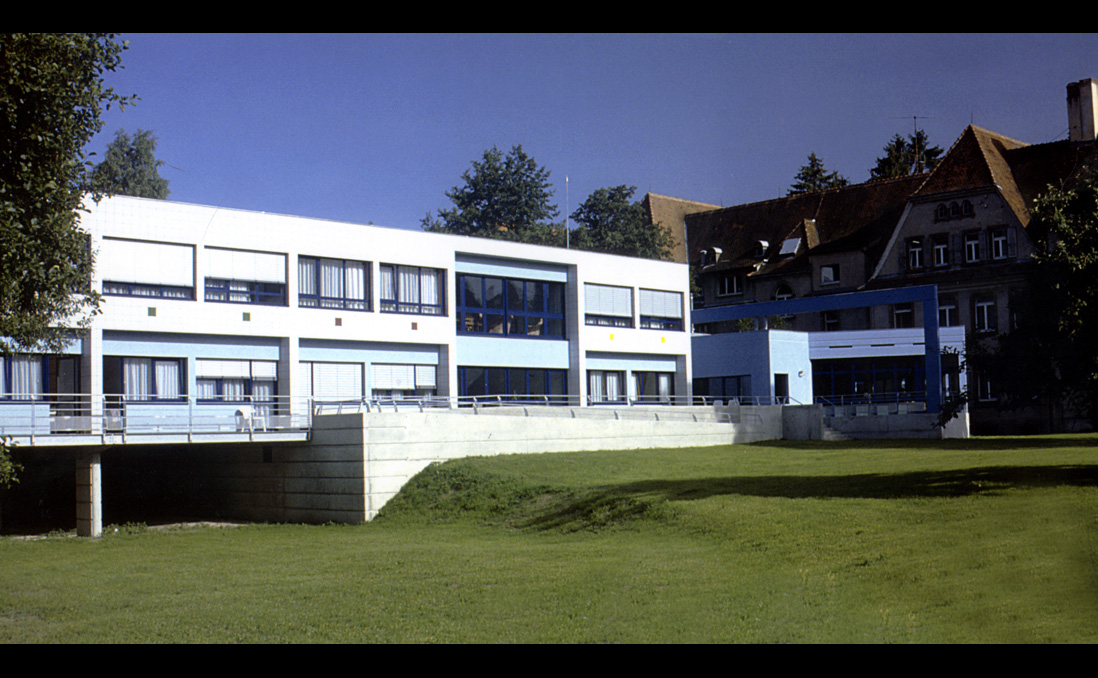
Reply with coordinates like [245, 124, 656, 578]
[380, 266, 396, 303]
[344, 261, 366, 309]
[11, 356, 42, 400]
[221, 378, 246, 401]
[658, 373, 672, 403]
[399, 266, 420, 305]
[319, 258, 343, 307]
[298, 257, 317, 297]
[606, 371, 621, 401]
[420, 269, 439, 309]
[588, 371, 604, 402]
[154, 360, 180, 399]
[196, 379, 218, 400]
[123, 358, 151, 400]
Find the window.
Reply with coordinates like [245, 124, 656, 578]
[587, 370, 625, 403]
[964, 232, 981, 263]
[974, 297, 997, 333]
[820, 264, 840, 286]
[718, 272, 742, 296]
[380, 264, 445, 315]
[702, 375, 752, 403]
[585, 283, 633, 327]
[932, 234, 950, 267]
[457, 274, 564, 338]
[371, 364, 437, 399]
[300, 362, 363, 401]
[939, 300, 958, 327]
[195, 359, 277, 403]
[892, 303, 914, 329]
[1, 355, 45, 400]
[977, 372, 996, 402]
[907, 238, 923, 270]
[822, 310, 840, 332]
[204, 248, 287, 305]
[633, 371, 675, 403]
[299, 257, 369, 311]
[935, 204, 948, 221]
[100, 238, 195, 300]
[459, 366, 567, 404]
[639, 289, 684, 331]
[990, 228, 1008, 260]
[117, 357, 184, 401]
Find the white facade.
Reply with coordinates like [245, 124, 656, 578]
[0, 195, 693, 428]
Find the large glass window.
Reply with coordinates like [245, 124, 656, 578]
[299, 257, 369, 311]
[633, 371, 675, 403]
[1, 355, 45, 400]
[457, 274, 565, 338]
[380, 264, 445, 315]
[459, 366, 567, 404]
[195, 360, 277, 404]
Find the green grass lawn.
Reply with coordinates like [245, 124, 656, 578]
[3, 436, 1097, 643]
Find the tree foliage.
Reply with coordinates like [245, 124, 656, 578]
[570, 185, 675, 260]
[788, 153, 848, 195]
[870, 130, 943, 179]
[1, 33, 134, 356]
[89, 128, 170, 199]
[422, 145, 560, 243]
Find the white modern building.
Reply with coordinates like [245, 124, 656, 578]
[0, 195, 693, 427]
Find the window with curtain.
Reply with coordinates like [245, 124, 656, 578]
[204, 247, 287, 305]
[588, 370, 625, 403]
[298, 256, 370, 311]
[4, 355, 44, 400]
[194, 359, 278, 404]
[379, 264, 445, 315]
[121, 358, 183, 401]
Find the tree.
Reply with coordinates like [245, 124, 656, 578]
[788, 153, 848, 195]
[89, 128, 170, 198]
[1, 34, 133, 356]
[1, 34, 133, 485]
[570, 185, 675, 260]
[870, 129, 943, 179]
[422, 145, 560, 243]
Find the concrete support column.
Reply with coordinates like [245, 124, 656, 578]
[76, 452, 102, 537]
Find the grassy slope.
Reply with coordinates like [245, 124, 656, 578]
[2, 436, 1097, 643]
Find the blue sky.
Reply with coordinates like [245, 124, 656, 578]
[88, 33, 1098, 231]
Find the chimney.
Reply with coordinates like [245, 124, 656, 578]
[1067, 78, 1098, 142]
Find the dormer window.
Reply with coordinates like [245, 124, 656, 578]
[820, 264, 840, 286]
[754, 240, 769, 258]
[778, 238, 801, 257]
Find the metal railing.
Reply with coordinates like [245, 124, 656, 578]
[0, 394, 314, 441]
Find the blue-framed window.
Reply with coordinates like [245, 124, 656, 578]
[205, 278, 286, 306]
[633, 371, 675, 403]
[1, 355, 46, 400]
[638, 289, 684, 331]
[456, 273, 565, 338]
[379, 264, 445, 315]
[105, 357, 185, 401]
[811, 357, 926, 404]
[298, 256, 370, 311]
[459, 366, 567, 403]
[103, 281, 194, 300]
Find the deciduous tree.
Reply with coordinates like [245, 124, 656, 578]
[1, 33, 133, 356]
[570, 185, 675, 260]
[422, 145, 560, 243]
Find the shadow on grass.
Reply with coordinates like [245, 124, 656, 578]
[522, 464, 1098, 531]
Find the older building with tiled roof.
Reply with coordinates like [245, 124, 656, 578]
[640, 192, 722, 264]
[681, 78, 1098, 434]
